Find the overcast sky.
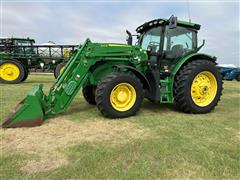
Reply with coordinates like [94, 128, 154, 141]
[1, 0, 239, 66]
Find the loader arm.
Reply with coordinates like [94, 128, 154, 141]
[44, 39, 95, 116]
[2, 39, 93, 127]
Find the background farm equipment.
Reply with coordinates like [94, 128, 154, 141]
[2, 16, 223, 128]
[218, 66, 240, 81]
[0, 37, 77, 83]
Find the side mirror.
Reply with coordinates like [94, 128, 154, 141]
[169, 15, 177, 29]
[126, 30, 132, 45]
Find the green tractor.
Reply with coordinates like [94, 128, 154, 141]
[0, 37, 76, 83]
[2, 16, 223, 128]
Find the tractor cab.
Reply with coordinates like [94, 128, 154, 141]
[128, 16, 200, 72]
[0, 37, 35, 46]
[0, 37, 35, 54]
[126, 17, 202, 103]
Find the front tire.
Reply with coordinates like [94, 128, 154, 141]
[95, 73, 143, 118]
[174, 60, 223, 113]
[0, 60, 25, 84]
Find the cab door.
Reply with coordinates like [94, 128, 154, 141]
[140, 26, 163, 65]
[139, 26, 164, 102]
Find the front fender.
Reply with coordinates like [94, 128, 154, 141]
[113, 65, 151, 90]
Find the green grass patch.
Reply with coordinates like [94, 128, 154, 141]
[0, 73, 239, 179]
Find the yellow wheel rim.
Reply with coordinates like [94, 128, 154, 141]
[60, 66, 65, 74]
[191, 71, 217, 107]
[110, 83, 136, 111]
[0, 63, 20, 81]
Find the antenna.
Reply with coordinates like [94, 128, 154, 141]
[187, 0, 191, 23]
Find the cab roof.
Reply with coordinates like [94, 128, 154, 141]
[0, 37, 35, 42]
[136, 18, 201, 33]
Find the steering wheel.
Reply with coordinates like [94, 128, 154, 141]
[149, 41, 160, 46]
[147, 41, 160, 53]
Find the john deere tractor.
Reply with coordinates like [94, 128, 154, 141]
[2, 16, 223, 128]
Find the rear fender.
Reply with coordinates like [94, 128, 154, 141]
[171, 53, 217, 75]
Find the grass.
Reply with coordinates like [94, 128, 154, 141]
[0, 73, 239, 179]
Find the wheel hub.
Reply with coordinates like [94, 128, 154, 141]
[6, 68, 14, 75]
[201, 86, 208, 94]
[110, 83, 136, 111]
[117, 91, 128, 102]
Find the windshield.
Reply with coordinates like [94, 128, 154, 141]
[13, 40, 34, 54]
[139, 27, 162, 53]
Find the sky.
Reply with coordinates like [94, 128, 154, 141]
[1, 0, 239, 66]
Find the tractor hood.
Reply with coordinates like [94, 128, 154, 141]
[99, 43, 132, 48]
[94, 43, 148, 63]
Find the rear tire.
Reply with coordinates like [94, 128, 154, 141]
[82, 85, 96, 105]
[0, 60, 25, 84]
[54, 63, 66, 78]
[95, 73, 143, 118]
[174, 60, 223, 113]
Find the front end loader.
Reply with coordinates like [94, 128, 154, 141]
[2, 16, 223, 128]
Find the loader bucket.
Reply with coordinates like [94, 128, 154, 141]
[2, 84, 46, 128]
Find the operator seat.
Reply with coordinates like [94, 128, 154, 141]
[171, 44, 184, 59]
[164, 44, 185, 59]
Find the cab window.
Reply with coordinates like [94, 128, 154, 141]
[15, 40, 32, 46]
[14, 40, 34, 54]
[164, 26, 197, 59]
[140, 27, 162, 53]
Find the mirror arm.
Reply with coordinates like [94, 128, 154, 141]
[196, 39, 205, 52]
[126, 30, 132, 45]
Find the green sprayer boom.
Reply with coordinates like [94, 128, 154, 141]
[2, 17, 223, 128]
